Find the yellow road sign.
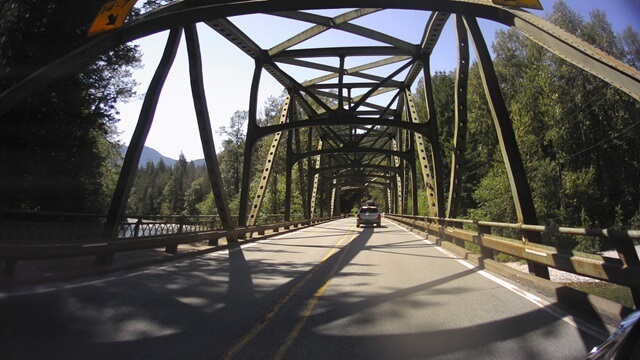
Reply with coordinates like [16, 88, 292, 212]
[491, 0, 543, 10]
[88, 0, 138, 36]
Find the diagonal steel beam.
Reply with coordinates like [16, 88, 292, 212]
[404, 12, 452, 89]
[419, 58, 446, 218]
[272, 46, 413, 59]
[103, 27, 183, 244]
[205, 18, 262, 58]
[247, 94, 292, 226]
[330, 178, 337, 217]
[309, 140, 323, 219]
[464, 15, 549, 279]
[504, 6, 640, 102]
[310, 87, 396, 113]
[405, 90, 438, 217]
[447, 15, 469, 219]
[351, 59, 416, 112]
[265, 61, 334, 114]
[392, 138, 403, 214]
[254, 114, 430, 140]
[185, 24, 234, 232]
[298, 56, 409, 87]
[269, 8, 382, 55]
[270, 9, 415, 53]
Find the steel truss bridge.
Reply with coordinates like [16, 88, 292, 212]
[1, 0, 640, 310]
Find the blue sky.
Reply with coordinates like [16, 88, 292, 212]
[115, 0, 640, 162]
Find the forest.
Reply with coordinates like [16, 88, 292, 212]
[1, 1, 639, 254]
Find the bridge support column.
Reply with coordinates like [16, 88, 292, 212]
[185, 24, 235, 243]
[309, 140, 323, 218]
[284, 129, 293, 222]
[423, 61, 446, 219]
[447, 15, 470, 219]
[408, 136, 419, 216]
[406, 90, 441, 218]
[306, 128, 314, 219]
[101, 28, 183, 265]
[464, 16, 549, 279]
[477, 224, 495, 261]
[237, 60, 264, 235]
[294, 127, 309, 219]
[247, 94, 292, 226]
[392, 138, 403, 214]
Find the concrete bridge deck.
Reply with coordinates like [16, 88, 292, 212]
[0, 218, 612, 359]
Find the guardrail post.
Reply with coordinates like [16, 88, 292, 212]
[478, 224, 495, 261]
[450, 221, 466, 248]
[208, 233, 221, 246]
[610, 230, 640, 308]
[165, 216, 183, 255]
[96, 252, 114, 265]
[4, 259, 17, 276]
[133, 218, 142, 238]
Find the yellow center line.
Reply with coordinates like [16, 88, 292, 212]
[274, 229, 359, 360]
[222, 225, 359, 360]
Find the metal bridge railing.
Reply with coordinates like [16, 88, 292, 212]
[0, 209, 343, 276]
[385, 213, 640, 309]
[118, 215, 237, 238]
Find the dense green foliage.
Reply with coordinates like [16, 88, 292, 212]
[0, 0, 148, 213]
[412, 2, 640, 251]
[127, 94, 309, 220]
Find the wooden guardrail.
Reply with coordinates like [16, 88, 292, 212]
[0, 211, 343, 276]
[385, 214, 640, 308]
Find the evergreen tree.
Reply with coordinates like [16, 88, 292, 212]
[0, 0, 141, 213]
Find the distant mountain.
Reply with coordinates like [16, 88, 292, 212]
[120, 145, 206, 167]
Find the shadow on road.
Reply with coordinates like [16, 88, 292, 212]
[0, 220, 607, 360]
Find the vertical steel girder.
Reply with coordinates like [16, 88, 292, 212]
[284, 128, 293, 222]
[294, 127, 309, 219]
[237, 60, 263, 228]
[306, 128, 314, 218]
[392, 138, 403, 214]
[103, 28, 183, 241]
[405, 90, 439, 217]
[185, 24, 234, 232]
[284, 99, 300, 222]
[247, 94, 291, 226]
[464, 15, 549, 279]
[420, 60, 446, 218]
[309, 140, 323, 218]
[408, 135, 419, 215]
[447, 15, 470, 219]
[386, 178, 393, 214]
[330, 178, 337, 217]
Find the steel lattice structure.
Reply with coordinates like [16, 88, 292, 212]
[1, 0, 639, 275]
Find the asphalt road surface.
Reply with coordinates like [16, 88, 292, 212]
[0, 218, 612, 359]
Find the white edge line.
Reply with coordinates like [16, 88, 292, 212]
[390, 220, 610, 341]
